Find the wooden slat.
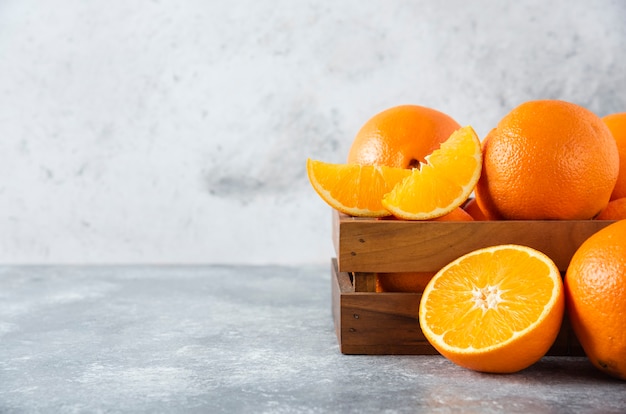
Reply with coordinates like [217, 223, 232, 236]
[331, 259, 343, 345]
[546, 315, 584, 356]
[333, 211, 614, 273]
[332, 259, 433, 354]
[353, 272, 376, 292]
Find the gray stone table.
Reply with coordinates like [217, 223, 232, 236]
[1, 265, 625, 413]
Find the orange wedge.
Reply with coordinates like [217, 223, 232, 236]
[419, 244, 564, 373]
[382, 126, 482, 220]
[306, 159, 411, 217]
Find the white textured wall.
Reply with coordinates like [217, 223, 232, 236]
[0, 0, 625, 265]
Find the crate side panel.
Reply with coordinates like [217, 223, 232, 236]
[335, 212, 614, 273]
[340, 292, 432, 349]
[331, 260, 343, 346]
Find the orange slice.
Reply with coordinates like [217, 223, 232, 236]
[306, 159, 411, 217]
[419, 244, 564, 373]
[382, 126, 482, 220]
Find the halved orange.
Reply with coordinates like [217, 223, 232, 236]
[419, 244, 564, 373]
[306, 159, 411, 217]
[382, 126, 482, 220]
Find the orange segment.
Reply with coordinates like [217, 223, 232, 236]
[382, 126, 482, 220]
[419, 244, 564, 373]
[306, 159, 411, 217]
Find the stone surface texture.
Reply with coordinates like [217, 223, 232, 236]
[1, 265, 626, 413]
[0, 1, 625, 264]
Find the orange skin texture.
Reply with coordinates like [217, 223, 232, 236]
[475, 100, 619, 220]
[473, 136, 504, 220]
[463, 197, 497, 221]
[565, 220, 626, 380]
[347, 105, 461, 168]
[595, 197, 626, 220]
[432, 206, 474, 222]
[603, 113, 626, 200]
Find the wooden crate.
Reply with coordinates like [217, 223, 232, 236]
[331, 210, 615, 355]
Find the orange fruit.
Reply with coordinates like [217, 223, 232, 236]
[432, 207, 473, 222]
[463, 198, 493, 221]
[306, 159, 410, 217]
[473, 137, 504, 221]
[602, 112, 626, 200]
[595, 197, 626, 220]
[565, 220, 626, 380]
[347, 105, 461, 169]
[475, 100, 619, 220]
[419, 244, 564, 373]
[382, 126, 482, 220]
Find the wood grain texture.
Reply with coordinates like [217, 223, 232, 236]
[332, 259, 435, 355]
[333, 211, 615, 273]
[353, 272, 376, 292]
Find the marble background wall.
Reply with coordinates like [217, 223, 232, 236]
[0, 0, 625, 265]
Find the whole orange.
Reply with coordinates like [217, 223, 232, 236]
[603, 112, 626, 200]
[463, 198, 496, 221]
[350, 104, 462, 291]
[475, 100, 619, 220]
[347, 105, 461, 168]
[595, 197, 626, 221]
[565, 220, 626, 380]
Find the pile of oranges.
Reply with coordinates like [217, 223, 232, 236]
[306, 101, 626, 380]
[308, 101, 626, 222]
